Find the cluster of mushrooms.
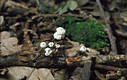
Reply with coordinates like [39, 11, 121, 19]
[40, 27, 89, 56]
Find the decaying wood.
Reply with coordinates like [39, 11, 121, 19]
[96, 55, 127, 63]
[0, 52, 127, 79]
[0, 48, 127, 79]
[95, 64, 124, 71]
[106, 70, 127, 80]
[81, 60, 92, 80]
[0, 52, 127, 68]
[106, 73, 121, 80]
[0, 53, 66, 68]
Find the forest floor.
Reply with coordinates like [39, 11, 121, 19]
[0, 0, 127, 80]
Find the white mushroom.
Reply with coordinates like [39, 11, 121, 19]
[80, 45, 87, 52]
[48, 42, 54, 47]
[86, 48, 90, 52]
[55, 43, 60, 48]
[53, 27, 66, 40]
[53, 32, 62, 40]
[40, 42, 47, 48]
[44, 47, 52, 56]
[56, 27, 66, 35]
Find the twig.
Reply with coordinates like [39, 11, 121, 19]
[115, 30, 127, 37]
[95, 64, 120, 71]
[32, 13, 88, 20]
[96, 55, 127, 63]
[96, 0, 118, 55]
[106, 73, 120, 80]
[94, 70, 106, 80]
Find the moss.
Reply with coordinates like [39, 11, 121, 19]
[57, 17, 110, 50]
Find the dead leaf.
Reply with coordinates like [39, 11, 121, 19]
[28, 68, 55, 80]
[65, 40, 80, 57]
[54, 69, 65, 80]
[1, 31, 10, 40]
[1, 31, 22, 56]
[8, 67, 55, 80]
[8, 67, 33, 80]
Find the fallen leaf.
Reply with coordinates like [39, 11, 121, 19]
[68, 0, 78, 11]
[8, 67, 33, 80]
[8, 67, 55, 80]
[29, 68, 55, 80]
[1, 31, 22, 56]
[1, 31, 10, 40]
[65, 40, 80, 57]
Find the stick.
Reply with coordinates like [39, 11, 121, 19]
[81, 60, 92, 80]
[32, 13, 88, 20]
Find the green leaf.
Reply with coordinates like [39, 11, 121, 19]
[56, 5, 68, 14]
[55, 0, 78, 14]
[59, 6, 68, 14]
[68, 0, 78, 11]
[78, 0, 89, 6]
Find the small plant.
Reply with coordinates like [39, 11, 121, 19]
[57, 17, 110, 50]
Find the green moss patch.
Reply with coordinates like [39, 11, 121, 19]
[57, 17, 110, 50]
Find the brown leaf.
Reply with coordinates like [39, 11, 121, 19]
[1, 31, 10, 40]
[8, 67, 33, 80]
[28, 68, 55, 80]
[1, 31, 22, 56]
[8, 67, 55, 80]
[65, 40, 80, 57]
